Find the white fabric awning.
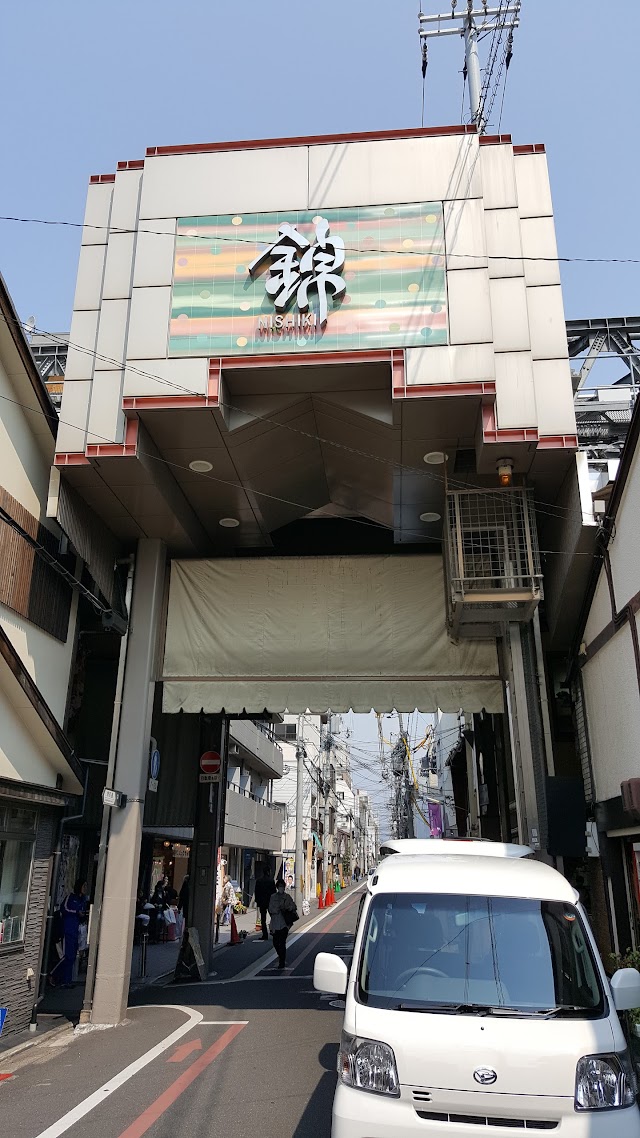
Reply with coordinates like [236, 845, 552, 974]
[162, 555, 503, 714]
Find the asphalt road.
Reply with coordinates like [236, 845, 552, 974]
[0, 889, 363, 1138]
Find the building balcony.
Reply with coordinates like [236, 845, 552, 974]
[228, 719, 283, 780]
[224, 782, 283, 852]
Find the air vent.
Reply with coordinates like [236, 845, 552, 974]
[415, 1110, 558, 1130]
[453, 448, 477, 474]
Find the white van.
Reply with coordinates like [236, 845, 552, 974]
[314, 849, 640, 1137]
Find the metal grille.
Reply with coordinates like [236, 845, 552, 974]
[444, 488, 542, 632]
[572, 672, 594, 805]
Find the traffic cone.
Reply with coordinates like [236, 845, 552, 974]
[324, 889, 331, 907]
[318, 892, 324, 908]
[230, 914, 241, 945]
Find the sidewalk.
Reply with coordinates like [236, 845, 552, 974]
[28, 887, 360, 1030]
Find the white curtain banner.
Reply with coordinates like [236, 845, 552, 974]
[162, 555, 503, 714]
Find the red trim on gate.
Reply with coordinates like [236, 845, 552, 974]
[116, 159, 145, 171]
[123, 395, 212, 411]
[85, 417, 139, 459]
[482, 404, 538, 444]
[208, 349, 397, 371]
[479, 134, 513, 146]
[89, 173, 116, 184]
[537, 434, 578, 450]
[395, 380, 496, 400]
[513, 143, 546, 155]
[54, 452, 91, 466]
[145, 123, 477, 158]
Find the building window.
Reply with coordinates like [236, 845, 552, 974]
[274, 723, 297, 743]
[0, 807, 36, 945]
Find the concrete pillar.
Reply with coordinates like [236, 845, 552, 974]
[91, 539, 166, 1025]
[503, 625, 540, 850]
[191, 715, 229, 971]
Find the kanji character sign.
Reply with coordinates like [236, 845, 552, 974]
[248, 217, 346, 326]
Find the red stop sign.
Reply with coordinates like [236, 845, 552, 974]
[200, 751, 221, 776]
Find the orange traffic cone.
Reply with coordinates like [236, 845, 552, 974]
[324, 889, 332, 907]
[230, 914, 241, 945]
[318, 892, 324, 908]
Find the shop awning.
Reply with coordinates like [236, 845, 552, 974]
[162, 555, 503, 715]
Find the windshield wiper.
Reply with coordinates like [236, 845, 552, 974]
[539, 1005, 591, 1019]
[395, 1002, 584, 1018]
[395, 1003, 494, 1015]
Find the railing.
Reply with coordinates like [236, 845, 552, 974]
[226, 781, 283, 812]
[252, 720, 283, 753]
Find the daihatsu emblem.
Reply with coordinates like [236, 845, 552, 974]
[474, 1067, 497, 1085]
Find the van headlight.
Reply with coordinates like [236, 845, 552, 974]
[575, 1052, 637, 1111]
[338, 1031, 400, 1097]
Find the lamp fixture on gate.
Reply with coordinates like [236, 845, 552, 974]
[496, 458, 514, 487]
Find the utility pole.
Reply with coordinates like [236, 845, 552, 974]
[295, 716, 306, 914]
[321, 716, 332, 895]
[419, 3, 521, 131]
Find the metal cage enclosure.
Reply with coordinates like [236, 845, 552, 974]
[444, 487, 542, 638]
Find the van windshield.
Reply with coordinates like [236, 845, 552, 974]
[357, 893, 605, 1017]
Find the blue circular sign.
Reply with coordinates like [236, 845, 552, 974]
[150, 749, 160, 780]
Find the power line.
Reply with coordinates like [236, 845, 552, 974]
[2, 308, 609, 532]
[1, 212, 640, 266]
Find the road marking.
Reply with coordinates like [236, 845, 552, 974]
[285, 895, 361, 977]
[198, 1024, 248, 1033]
[232, 887, 362, 983]
[168, 1040, 202, 1063]
[33, 1004, 203, 1138]
[117, 1023, 246, 1138]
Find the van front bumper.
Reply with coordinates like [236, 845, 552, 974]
[331, 1083, 640, 1138]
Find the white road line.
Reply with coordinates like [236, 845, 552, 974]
[232, 888, 359, 983]
[33, 1004, 203, 1138]
[199, 1020, 249, 1025]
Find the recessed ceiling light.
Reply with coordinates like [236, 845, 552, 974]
[423, 451, 447, 465]
[420, 511, 441, 523]
[189, 459, 213, 473]
[219, 517, 240, 528]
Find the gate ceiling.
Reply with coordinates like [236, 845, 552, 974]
[162, 555, 502, 714]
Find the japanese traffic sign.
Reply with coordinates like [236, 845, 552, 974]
[199, 751, 222, 783]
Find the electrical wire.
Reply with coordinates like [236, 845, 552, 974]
[1, 212, 640, 266]
[1, 311, 608, 538]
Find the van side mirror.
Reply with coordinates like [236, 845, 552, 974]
[314, 952, 348, 996]
[611, 968, 640, 1012]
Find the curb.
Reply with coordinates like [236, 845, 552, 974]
[0, 1021, 72, 1068]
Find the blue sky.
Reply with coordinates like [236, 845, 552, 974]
[1, 0, 637, 340]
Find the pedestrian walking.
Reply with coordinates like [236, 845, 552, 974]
[49, 880, 88, 988]
[178, 874, 190, 917]
[268, 878, 298, 969]
[254, 864, 276, 940]
[221, 875, 236, 925]
[353, 865, 361, 883]
[150, 879, 169, 942]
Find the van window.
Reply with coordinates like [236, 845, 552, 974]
[357, 893, 605, 1017]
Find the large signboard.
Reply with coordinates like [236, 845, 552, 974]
[169, 202, 447, 357]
